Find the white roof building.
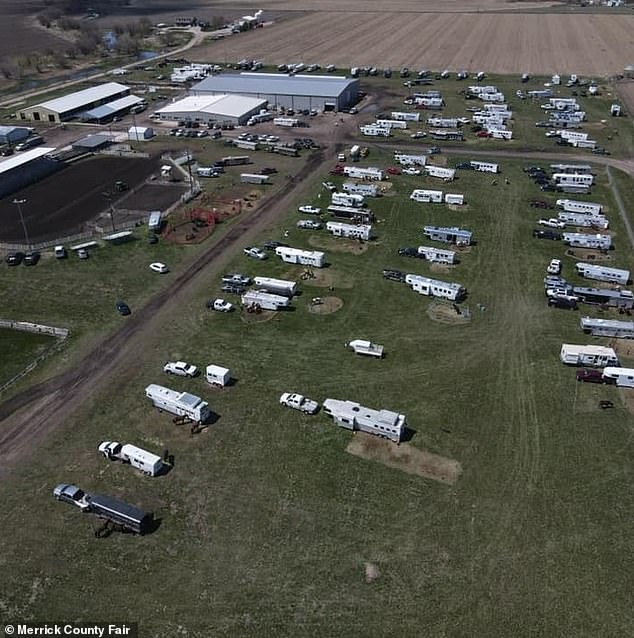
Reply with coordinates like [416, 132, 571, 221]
[156, 94, 268, 125]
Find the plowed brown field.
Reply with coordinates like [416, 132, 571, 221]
[196, 12, 634, 75]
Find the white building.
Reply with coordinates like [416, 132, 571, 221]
[128, 126, 154, 141]
[156, 94, 268, 126]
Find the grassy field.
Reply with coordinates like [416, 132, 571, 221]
[0, 328, 57, 386]
[1, 143, 634, 636]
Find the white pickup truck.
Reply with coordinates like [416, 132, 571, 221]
[279, 392, 319, 414]
[163, 361, 198, 377]
[347, 339, 384, 358]
[98, 441, 163, 476]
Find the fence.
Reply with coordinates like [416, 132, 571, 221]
[0, 320, 70, 395]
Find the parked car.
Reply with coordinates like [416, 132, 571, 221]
[548, 296, 577, 310]
[386, 167, 401, 175]
[5, 251, 25, 266]
[149, 262, 169, 274]
[533, 229, 562, 240]
[53, 484, 91, 510]
[298, 205, 321, 215]
[23, 251, 40, 266]
[221, 283, 245, 295]
[116, 301, 131, 316]
[410, 131, 426, 139]
[398, 247, 420, 258]
[243, 246, 267, 260]
[297, 220, 322, 230]
[544, 275, 568, 288]
[163, 361, 198, 377]
[455, 162, 474, 170]
[538, 218, 565, 229]
[222, 273, 251, 285]
[547, 259, 562, 275]
[402, 167, 421, 176]
[576, 368, 609, 383]
[77, 248, 89, 259]
[263, 240, 288, 251]
[207, 298, 233, 312]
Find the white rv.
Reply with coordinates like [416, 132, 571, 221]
[410, 189, 443, 203]
[602, 367, 634, 388]
[559, 344, 619, 367]
[425, 165, 456, 181]
[557, 200, 602, 216]
[241, 290, 290, 311]
[346, 339, 384, 358]
[470, 161, 499, 173]
[145, 384, 210, 423]
[580, 317, 634, 339]
[427, 117, 459, 128]
[417, 246, 456, 264]
[98, 442, 163, 476]
[551, 164, 592, 175]
[275, 246, 325, 268]
[322, 398, 406, 443]
[359, 125, 391, 137]
[394, 153, 427, 167]
[253, 276, 298, 297]
[375, 119, 407, 130]
[405, 274, 465, 301]
[553, 173, 594, 187]
[342, 182, 379, 197]
[326, 221, 372, 241]
[331, 192, 365, 208]
[205, 365, 231, 387]
[558, 212, 608, 230]
[575, 263, 629, 285]
[444, 193, 464, 205]
[343, 166, 385, 181]
[563, 233, 612, 250]
[488, 128, 513, 140]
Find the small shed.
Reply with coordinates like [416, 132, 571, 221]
[72, 134, 112, 151]
[0, 126, 30, 145]
[128, 126, 154, 141]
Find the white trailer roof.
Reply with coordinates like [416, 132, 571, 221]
[561, 344, 617, 356]
[35, 82, 129, 115]
[0, 147, 56, 175]
[157, 94, 267, 118]
[580, 317, 634, 330]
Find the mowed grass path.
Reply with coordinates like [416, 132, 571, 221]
[1, 158, 634, 636]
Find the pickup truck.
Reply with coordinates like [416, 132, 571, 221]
[279, 392, 319, 414]
[163, 361, 198, 377]
[347, 339, 384, 358]
[53, 483, 91, 510]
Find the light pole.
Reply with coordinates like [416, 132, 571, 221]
[12, 198, 30, 249]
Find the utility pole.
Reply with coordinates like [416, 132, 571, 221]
[12, 198, 30, 249]
[186, 148, 194, 195]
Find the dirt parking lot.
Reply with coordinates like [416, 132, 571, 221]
[0, 156, 161, 243]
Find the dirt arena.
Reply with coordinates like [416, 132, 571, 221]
[0, 156, 161, 243]
[196, 11, 634, 75]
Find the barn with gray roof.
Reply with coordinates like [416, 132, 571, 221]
[191, 72, 359, 111]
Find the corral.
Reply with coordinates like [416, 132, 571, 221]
[0, 155, 165, 243]
[196, 12, 634, 74]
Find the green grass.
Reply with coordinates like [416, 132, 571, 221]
[2, 149, 634, 636]
[0, 328, 56, 386]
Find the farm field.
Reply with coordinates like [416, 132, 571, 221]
[195, 11, 634, 75]
[2, 144, 634, 635]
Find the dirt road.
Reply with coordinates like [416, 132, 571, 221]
[0, 148, 327, 479]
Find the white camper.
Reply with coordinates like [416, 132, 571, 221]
[391, 111, 420, 122]
[375, 119, 407, 130]
[556, 199, 602, 215]
[558, 212, 609, 230]
[343, 166, 385, 181]
[253, 276, 298, 297]
[342, 182, 379, 197]
[331, 192, 365, 208]
[145, 384, 210, 423]
[394, 153, 427, 167]
[205, 365, 231, 387]
[575, 263, 629, 285]
[488, 128, 513, 140]
[417, 246, 456, 264]
[553, 173, 594, 187]
[425, 165, 456, 181]
[410, 189, 443, 203]
[563, 233, 612, 250]
[346, 339, 384, 358]
[359, 125, 391, 137]
[240, 173, 270, 185]
[326, 221, 372, 241]
[580, 317, 634, 339]
[427, 117, 459, 128]
[444, 193, 465, 205]
[423, 226, 472, 246]
[241, 290, 289, 311]
[322, 398, 406, 443]
[559, 344, 619, 367]
[98, 442, 163, 476]
[602, 367, 634, 387]
[405, 274, 465, 301]
[275, 246, 325, 268]
[470, 161, 499, 173]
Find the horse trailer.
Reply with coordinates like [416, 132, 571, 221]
[275, 246, 325, 268]
[242, 290, 290, 311]
[563, 233, 612, 250]
[580, 316, 634, 339]
[342, 182, 379, 197]
[326, 221, 372, 241]
[558, 212, 608, 229]
[253, 276, 298, 297]
[573, 287, 634, 309]
[417, 246, 457, 264]
[602, 367, 634, 388]
[470, 161, 499, 173]
[145, 384, 210, 423]
[444, 193, 465, 205]
[575, 262, 629, 284]
[405, 274, 465, 301]
[410, 189, 443, 203]
[556, 199, 602, 215]
[423, 226, 472, 246]
[425, 165, 455, 181]
[327, 205, 374, 223]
